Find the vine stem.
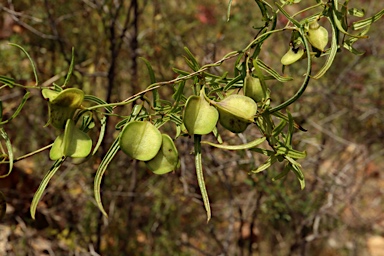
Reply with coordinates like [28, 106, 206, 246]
[194, 134, 211, 222]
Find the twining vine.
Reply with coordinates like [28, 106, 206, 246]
[0, 0, 383, 222]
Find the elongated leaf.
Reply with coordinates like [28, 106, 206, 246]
[172, 68, 190, 76]
[250, 147, 275, 156]
[0, 92, 30, 125]
[352, 8, 384, 30]
[0, 75, 15, 88]
[312, 17, 338, 79]
[94, 137, 121, 217]
[272, 164, 291, 181]
[223, 74, 243, 91]
[63, 47, 75, 87]
[84, 95, 113, 113]
[201, 137, 266, 150]
[92, 116, 107, 155]
[0, 127, 13, 178]
[272, 119, 287, 137]
[285, 111, 294, 146]
[30, 158, 65, 219]
[330, 0, 367, 38]
[227, 0, 233, 21]
[140, 57, 159, 107]
[256, 59, 293, 82]
[290, 163, 305, 189]
[275, 3, 301, 27]
[194, 135, 211, 222]
[183, 47, 200, 71]
[9, 43, 39, 85]
[276, 145, 307, 159]
[252, 155, 277, 173]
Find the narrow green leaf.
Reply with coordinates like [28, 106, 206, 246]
[140, 57, 156, 84]
[94, 137, 121, 217]
[348, 8, 365, 18]
[272, 164, 291, 181]
[92, 116, 107, 155]
[140, 57, 158, 107]
[256, 59, 293, 82]
[183, 47, 200, 70]
[275, 3, 301, 27]
[352, 8, 384, 30]
[250, 147, 275, 156]
[31, 158, 65, 219]
[172, 68, 190, 76]
[84, 95, 113, 113]
[312, 17, 338, 79]
[194, 135, 211, 222]
[9, 43, 39, 85]
[330, 0, 367, 38]
[276, 145, 307, 159]
[290, 163, 305, 189]
[251, 155, 277, 173]
[0, 92, 30, 125]
[227, 0, 233, 21]
[201, 137, 266, 150]
[223, 74, 243, 91]
[272, 119, 287, 137]
[63, 47, 75, 87]
[285, 111, 294, 146]
[0, 75, 15, 88]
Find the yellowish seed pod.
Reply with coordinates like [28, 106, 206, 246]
[244, 74, 266, 102]
[213, 94, 257, 133]
[146, 134, 179, 175]
[281, 47, 304, 65]
[306, 21, 329, 51]
[183, 94, 219, 135]
[119, 121, 162, 161]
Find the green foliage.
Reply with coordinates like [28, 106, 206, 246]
[0, 0, 383, 254]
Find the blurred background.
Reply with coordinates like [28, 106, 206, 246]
[0, 0, 383, 255]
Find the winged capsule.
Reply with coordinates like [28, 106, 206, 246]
[183, 93, 219, 135]
[42, 88, 85, 129]
[306, 21, 329, 51]
[146, 134, 179, 175]
[50, 119, 92, 160]
[119, 121, 162, 161]
[281, 47, 304, 65]
[212, 94, 257, 133]
[244, 74, 266, 102]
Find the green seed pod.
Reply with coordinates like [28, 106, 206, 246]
[306, 21, 328, 51]
[244, 74, 266, 102]
[42, 88, 85, 130]
[214, 94, 257, 133]
[146, 134, 179, 175]
[281, 47, 304, 65]
[119, 121, 162, 161]
[183, 94, 219, 135]
[50, 119, 92, 160]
